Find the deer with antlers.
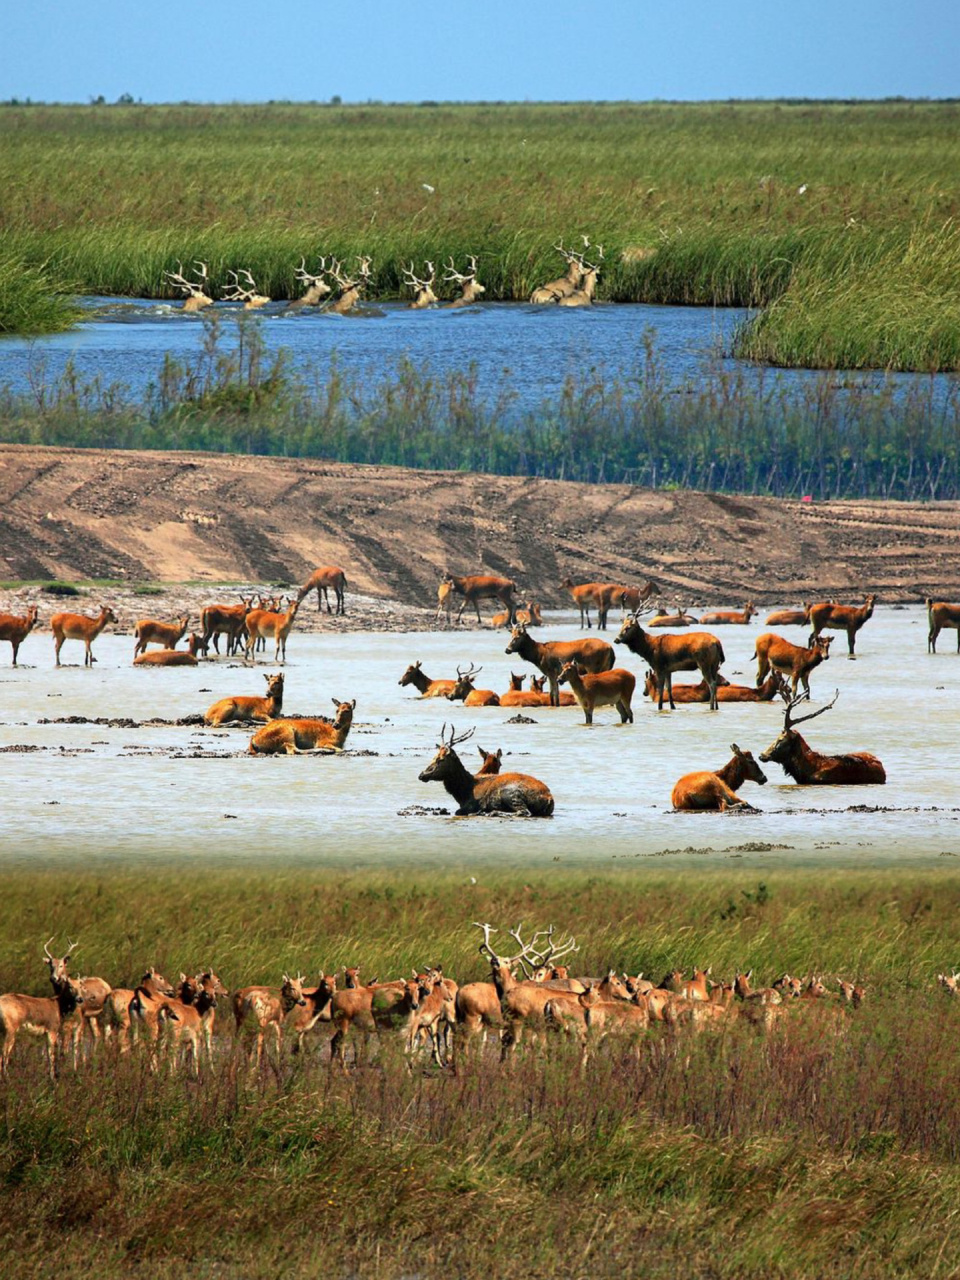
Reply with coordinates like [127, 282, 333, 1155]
[557, 244, 603, 307]
[615, 611, 725, 711]
[530, 239, 586, 304]
[329, 256, 372, 313]
[419, 725, 555, 816]
[286, 257, 332, 310]
[164, 260, 213, 312]
[42, 938, 112, 1062]
[760, 691, 886, 785]
[222, 268, 270, 309]
[506, 622, 615, 707]
[402, 261, 437, 309]
[671, 744, 767, 812]
[446, 663, 501, 707]
[443, 255, 485, 307]
[475, 923, 581, 1056]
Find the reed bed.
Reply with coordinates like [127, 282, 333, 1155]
[1, 101, 959, 366]
[3, 316, 959, 499]
[1, 866, 960, 1278]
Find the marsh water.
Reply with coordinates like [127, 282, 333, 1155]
[3, 605, 958, 871]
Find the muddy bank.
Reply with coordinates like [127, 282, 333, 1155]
[1, 445, 958, 609]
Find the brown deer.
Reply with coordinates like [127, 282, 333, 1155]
[286, 257, 332, 310]
[475, 745, 503, 775]
[133, 615, 189, 659]
[42, 938, 111, 1060]
[298, 565, 347, 615]
[398, 660, 457, 699]
[506, 622, 615, 706]
[754, 632, 832, 697]
[200, 596, 254, 656]
[557, 244, 603, 307]
[671, 744, 767, 812]
[492, 600, 542, 628]
[222, 268, 270, 309]
[499, 672, 553, 708]
[760, 691, 886, 785]
[248, 697, 355, 754]
[530, 239, 586, 304]
[419, 724, 555, 816]
[51, 605, 116, 666]
[557, 661, 635, 724]
[808, 594, 877, 656]
[928, 599, 960, 653]
[205, 673, 284, 726]
[329, 976, 421, 1066]
[103, 968, 174, 1054]
[447, 663, 501, 707]
[447, 574, 519, 625]
[615, 612, 725, 711]
[442, 255, 485, 307]
[402, 260, 438, 308]
[475, 923, 581, 1055]
[699, 602, 756, 625]
[560, 577, 608, 629]
[328, 256, 372, 313]
[765, 606, 810, 626]
[289, 972, 338, 1055]
[648, 601, 699, 627]
[435, 579, 455, 625]
[734, 971, 783, 1006]
[642, 670, 781, 704]
[543, 971, 633, 1042]
[164, 260, 213, 312]
[0, 974, 84, 1080]
[133, 633, 204, 666]
[244, 596, 299, 663]
[937, 971, 960, 995]
[837, 979, 866, 1007]
[175, 970, 228, 1064]
[232, 974, 309, 1069]
[0, 603, 38, 665]
[618, 582, 659, 614]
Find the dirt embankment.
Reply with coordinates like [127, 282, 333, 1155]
[0, 445, 958, 611]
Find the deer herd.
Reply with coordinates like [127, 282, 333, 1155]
[12, 920, 948, 1082]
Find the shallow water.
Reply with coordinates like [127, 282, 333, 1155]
[2, 606, 958, 872]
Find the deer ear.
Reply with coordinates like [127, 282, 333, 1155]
[351, 700, 356, 709]
[496, 749, 502, 760]
[332, 698, 338, 708]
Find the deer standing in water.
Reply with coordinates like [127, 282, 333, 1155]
[133, 615, 190, 659]
[753, 633, 831, 698]
[164, 260, 213, 312]
[557, 661, 635, 724]
[927, 599, 960, 653]
[760, 691, 886, 785]
[0, 603, 38, 665]
[244, 597, 300, 663]
[286, 257, 332, 310]
[419, 724, 554, 816]
[222, 268, 270, 309]
[51, 605, 117, 666]
[530, 239, 586, 304]
[443, 256, 485, 307]
[807, 594, 877, 656]
[402, 261, 438, 308]
[506, 622, 614, 707]
[557, 244, 603, 307]
[329, 256, 372, 313]
[671, 744, 767, 812]
[615, 612, 725, 711]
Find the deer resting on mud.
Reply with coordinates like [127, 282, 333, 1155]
[760, 691, 886, 785]
[248, 698, 355, 755]
[671, 744, 767, 812]
[419, 725, 554, 816]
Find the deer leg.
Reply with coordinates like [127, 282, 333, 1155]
[847, 629, 856, 657]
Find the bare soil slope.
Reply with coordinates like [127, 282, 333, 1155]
[1, 445, 957, 605]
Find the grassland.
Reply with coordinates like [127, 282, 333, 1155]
[2, 865, 960, 1279]
[1, 101, 959, 367]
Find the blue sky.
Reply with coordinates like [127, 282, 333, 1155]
[2, 0, 956, 104]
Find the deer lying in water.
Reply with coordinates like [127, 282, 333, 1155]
[500, 672, 553, 708]
[766, 606, 810, 627]
[443, 256, 485, 307]
[648, 601, 699, 627]
[205, 673, 284, 726]
[419, 724, 555, 816]
[134, 633, 204, 666]
[671, 743, 767, 812]
[699, 602, 756, 625]
[402, 261, 438, 309]
[753, 632, 831, 697]
[298, 565, 348, 615]
[506, 622, 615, 706]
[808, 594, 876, 656]
[0, 603, 38, 665]
[928, 599, 960, 653]
[164, 260, 213, 312]
[616, 612, 725, 711]
[248, 698, 355, 754]
[398, 661, 457, 698]
[133, 615, 189, 659]
[557, 244, 602, 307]
[760, 691, 886, 785]
[222, 268, 270, 309]
[446, 663, 501, 707]
[492, 600, 542, 628]
[642, 670, 784, 704]
[51, 605, 117, 666]
[557, 661, 635, 724]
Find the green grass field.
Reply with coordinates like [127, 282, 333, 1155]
[2, 865, 960, 1278]
[2, 101, 959, 367]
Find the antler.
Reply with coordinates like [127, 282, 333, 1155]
[164, 260, 210, 299]
[295, 256, 328, 285]
[473, 921, 499, 960]
[437, 722, 476, 749]
[43, 936, 56, 961]
[221, 269, 250, 302]
[456, 662, 481, 681]
[328, 257, 354, 289]
[781, 688, 841, 730]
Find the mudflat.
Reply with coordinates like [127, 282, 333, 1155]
[1, 444, 958, 606]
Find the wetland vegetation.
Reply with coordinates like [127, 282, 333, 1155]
[1, 101, 959, 368]
[2, 867, 960, 1278]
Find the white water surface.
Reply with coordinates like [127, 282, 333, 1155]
[1, 606, 958, 872]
